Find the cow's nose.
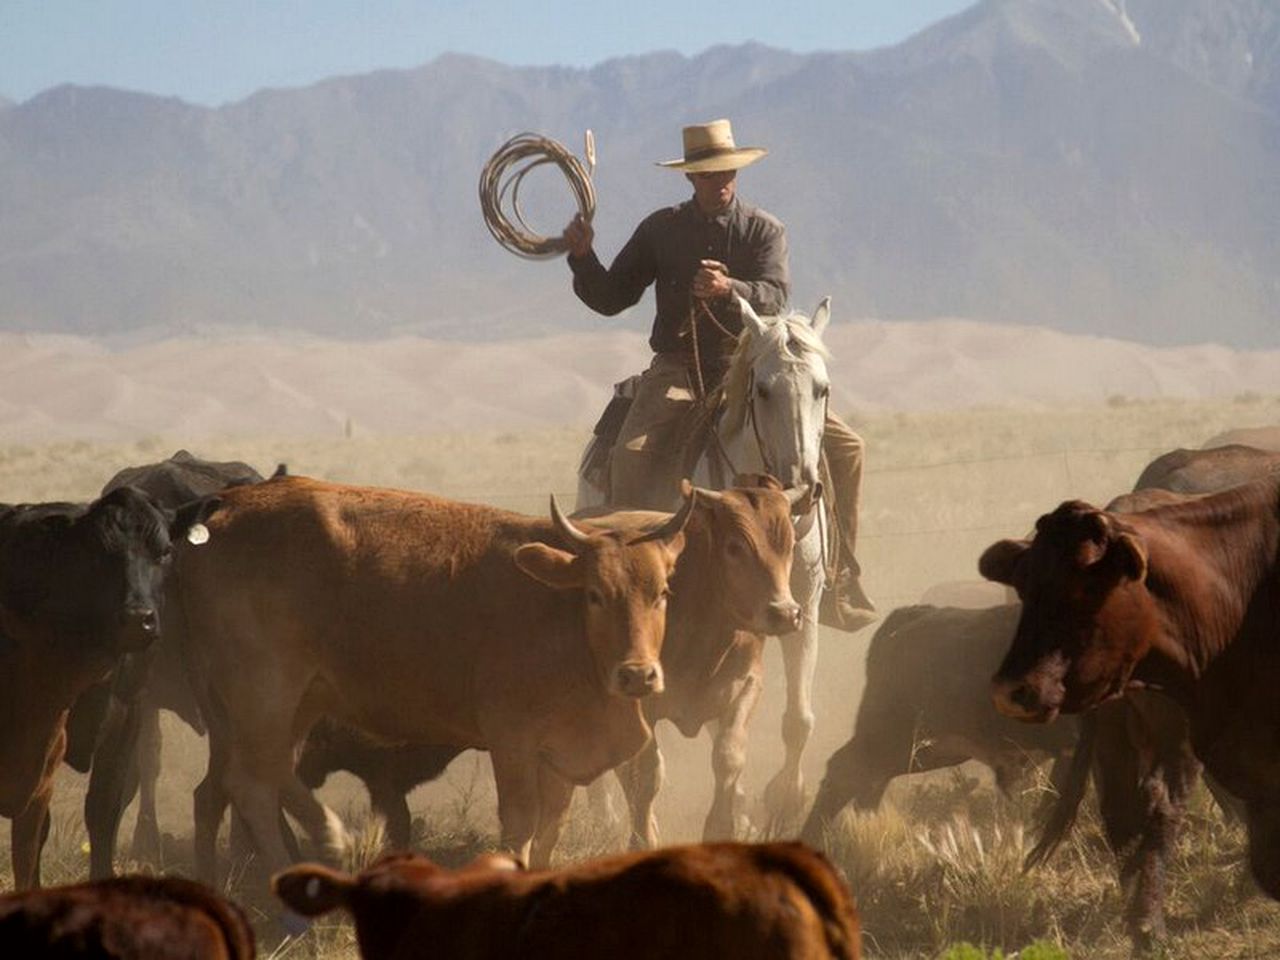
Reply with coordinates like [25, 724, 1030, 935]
[991, 676, 1060, 722]
[613, 661, 664, 699]
[123, 606, 160, 635]
[766, 600, 803, 634]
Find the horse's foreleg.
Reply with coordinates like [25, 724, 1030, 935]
[764, 618, 819, 830]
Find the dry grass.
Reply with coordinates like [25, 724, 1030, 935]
[2, 394, 1279, 957]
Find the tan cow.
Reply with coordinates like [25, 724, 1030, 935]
[590, 475, 812, 846]
[175, 475, 692, 887]
[292, 475, 810, 852]
[273, 842, 862, 959]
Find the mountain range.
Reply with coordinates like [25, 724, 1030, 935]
[1, 0, 1277, 348]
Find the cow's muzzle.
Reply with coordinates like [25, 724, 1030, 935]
[762, 599, 803, 635]
[991, 674, 1062, 723]
[118, 606, 160, 652]
[612, 660, 665, 699]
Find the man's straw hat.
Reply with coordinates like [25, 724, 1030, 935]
[656, 119, 767, 173]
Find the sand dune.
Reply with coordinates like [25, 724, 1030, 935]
[1, 319, 1277, 443]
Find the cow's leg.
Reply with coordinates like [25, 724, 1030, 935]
[1245, 801, 1280, 899]
[11, 784, 53, 890]
[491, 749, 540, 865]
[129, 705, 164, 864]
[616, 736, 664, 849]
[584, 775, 624, 837]
[529, 765, 576, 869]
[367, 775, 413, 851]
[800, 734, 897, 846]
[193, 733, 231, 885]
[84, 698, 145, 879]
[764, 619, 819, 828]
[279, 776, 348, 863]
[705, 673, 763, 842]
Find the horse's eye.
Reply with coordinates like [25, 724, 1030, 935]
[587, 588, 605, 607]
[815, 384, 830, 400]
[756, 384, 769, 401]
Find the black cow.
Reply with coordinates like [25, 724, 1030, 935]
[0, 486, 204, 888]
[65, 450, 280, 879]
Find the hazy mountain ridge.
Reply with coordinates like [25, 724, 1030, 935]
[1, 0, 1277, 346]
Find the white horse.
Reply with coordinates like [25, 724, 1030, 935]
[578, 295, 832, 830]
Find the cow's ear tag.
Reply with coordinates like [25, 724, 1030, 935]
[187, 523, 210, 545]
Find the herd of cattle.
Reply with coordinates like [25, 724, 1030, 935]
[0, 423, 1278, 957]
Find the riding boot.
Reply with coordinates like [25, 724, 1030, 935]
[817, 412, 878, 633]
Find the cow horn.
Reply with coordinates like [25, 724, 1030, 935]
[635, 488, 698, 544]
[682, 478, 724, 505]
[549, 494, 593, 548]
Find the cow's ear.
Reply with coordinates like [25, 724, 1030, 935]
[979, 538, 1029, 587]
[514, 543, 584, 590]
[271, 864, 352, 918]
[1113, 532, 1148, 584]
[171, 495, 222, 545]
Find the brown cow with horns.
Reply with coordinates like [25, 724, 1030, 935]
[980, 473, 1280, 899]
[177, 474, 693, 892]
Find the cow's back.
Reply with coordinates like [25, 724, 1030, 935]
[0, 874, 254, 959]
[1134, 445, 1280, 495]
[860, 604, 1074, 757]
[177, 476, 582, 744]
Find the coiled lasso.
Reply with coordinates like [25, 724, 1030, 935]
[479, 131, 596, 259]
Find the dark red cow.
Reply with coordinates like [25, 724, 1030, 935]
[981, 474, 1280, 900]
[274, 842, 861, 959]
[0, 874, 253, 958]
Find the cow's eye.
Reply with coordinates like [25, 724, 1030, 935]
[726, 538, 746, 558]
[586, 587, 605, 607]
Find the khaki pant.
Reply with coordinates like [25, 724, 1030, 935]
[609, 353, 697, 509]
[822, 409, 864, 574]
[607, 353, 865, 570]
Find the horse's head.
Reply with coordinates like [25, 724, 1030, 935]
[723, 296, 832, 496]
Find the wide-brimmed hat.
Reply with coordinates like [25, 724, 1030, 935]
[656, 119, 767, 173]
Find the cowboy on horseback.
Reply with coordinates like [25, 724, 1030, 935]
[562, 118, 876, 632]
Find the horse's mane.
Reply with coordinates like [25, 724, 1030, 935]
[721, 311, 830, 437]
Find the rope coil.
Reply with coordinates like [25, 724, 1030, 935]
[479, 131, 596, 259]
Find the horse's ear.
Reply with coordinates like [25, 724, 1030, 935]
[738, 296, 769, 339]
[810, 297, 832, 337]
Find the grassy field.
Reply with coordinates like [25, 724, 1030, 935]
[2, 393, 1278, 958]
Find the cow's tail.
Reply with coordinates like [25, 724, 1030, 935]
[1024, 710, 1097, 871]
[757, 843, 861, 959]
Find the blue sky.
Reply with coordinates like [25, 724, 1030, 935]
[0, 1, 975, 106]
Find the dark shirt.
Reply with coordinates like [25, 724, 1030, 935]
[568, 196, 790, 361]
